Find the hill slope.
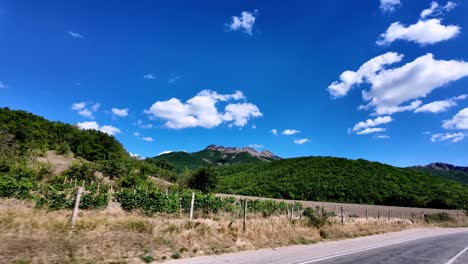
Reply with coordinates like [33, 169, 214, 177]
[0, 107, 129, 163]
[410, 163, 468, 185]
[147, 145, 280, 171]
[216, 157, 468, 209]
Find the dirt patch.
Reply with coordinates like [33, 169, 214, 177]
[36, 151, 75, 175]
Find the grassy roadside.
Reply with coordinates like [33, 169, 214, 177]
[1, 199, 466, 264]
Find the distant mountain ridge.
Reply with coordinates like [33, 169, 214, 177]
[410, 162, 468, 185]
[147, 144, 280, 171]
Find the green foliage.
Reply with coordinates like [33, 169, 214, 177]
[411, 167, 468, 185]
[303, 206, 333, 228]
[424, 212, 454, 223]
[146, 148, 272, 172]
[64, 162, 95, 181]
[0, 107, 129, 162]
[216, 157, 468, 209]
[188, 167, 218, 193]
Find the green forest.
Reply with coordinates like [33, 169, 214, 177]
[1, 107, 468, 211]
[215, 157, 468, 209]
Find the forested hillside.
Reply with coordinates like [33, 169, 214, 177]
[216, 157, 468, 209]
[147, 146, 277, 171]
[410, 167, 468, 185]
[0, 107, 128, 163]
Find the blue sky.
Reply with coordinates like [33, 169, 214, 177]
[1, 0, 468, 167]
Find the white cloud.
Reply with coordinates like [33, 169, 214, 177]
[375, 134, 390, 139]
[78, 108, 94, 119]
[442, 108, 468, 130]
[226, 10, 258, 35]
[282, 129, 301, 135]
[142, 136, 154, 142]
[330, 52, 468, 115]
[415, 94, 467, 113]
[431, 132, 465, 143]
[248, 144, 264, 149]
[133, 132, 141, 137]
[145, 90, 261, 129]
[144, 73, 156, 80]
[328, 52, 403, 97]
[377, 19, 460, 46]
[99, 125, 121, 136]
[420, 1, 439, 18]
[380, 0, 401, 13]
[0, 82, 7, 89]
[72, 102, 86, 110]
[223, 103, 263, 127]
[129, 152, 140, 158]
[72, 101, 100, 119]
[112, 108, 129, 117]
[271, 129, 278, 136]
[444, 1, 457, 12]
[67, 31, 84, 39]
[356, 127, 386, 135]
[76, 121, 121, 136]
[158, 151, 173, 156]
[353, 116, 392, 132]
[294, 138, 310, 144]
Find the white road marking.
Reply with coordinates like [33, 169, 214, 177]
[445, 246, 468, 264]
[296, 232, 468, 264]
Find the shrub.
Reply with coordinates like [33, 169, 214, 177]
[303, 206, 333, 228]
[188, 167, 218, 193]
[424, 212, 454, 223]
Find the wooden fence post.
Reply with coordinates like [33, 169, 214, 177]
[411, 212, 414, 219]
[81, 180, 85, 189]
[189, 192, 195, 220]
[243, 199, 248, 232]
[96, 182, 100, 195]
[366, 208, 368, 220]
[353, 205, 356, 216]
[388, 210, 391, 220]
[165, 188, 168, 197]
[290, 204, 294, 222]
[74, 178, 77, 188]
[401, 211, 403, 220]
[341, 206, 344, 225]
[378, 211, 380, 219]
[71, 187, 84, 229]
[63, 177, 67, 184]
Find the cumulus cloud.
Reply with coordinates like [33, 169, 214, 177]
[353, 116, 392, 132]
[442, 108, 468, 130]
[380, 0, 401, 13]
[282, 129, 301, 135]
[248, 144, 264, 149]
[144, 73, 156, 80]
[271, 129, 278, 136]
[76, 121, 121, 136]
[431, 132, 465, 143]
[294, 138, 310, 144]
[377, 19, 460, 46]
[136, 119, 153, 129]
[420, 1, 457, 19]
[133, 132, 141, 137]
[0, 82, 7, 89]
[71, 101, 100, 119]
[329, 52, 468, 115]
[356, 127, 386, 135]
[328, 52, 403, 97]
[67, 31, 84, 39]
[112, 108, 129, 117]
[415, 94, 467, 113]
[145, 90, 262, 129]
[226, 10, 258, 35]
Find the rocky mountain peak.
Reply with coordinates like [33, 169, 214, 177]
[205, 144, 281, 160]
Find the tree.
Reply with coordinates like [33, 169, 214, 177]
[188, 167, 218, 193]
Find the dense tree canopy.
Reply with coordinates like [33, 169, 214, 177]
[216, 157, 468, 209]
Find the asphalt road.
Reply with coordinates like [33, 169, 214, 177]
[164, 228, 468, 264]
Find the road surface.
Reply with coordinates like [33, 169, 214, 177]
[164, 228, 468, 264]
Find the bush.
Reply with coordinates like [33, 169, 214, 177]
[188, 167, 218, 193]
[303, 206, 333, 228]
[424, 212, 454, 223]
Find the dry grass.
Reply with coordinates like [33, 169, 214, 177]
[1, 199, 466, 264]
